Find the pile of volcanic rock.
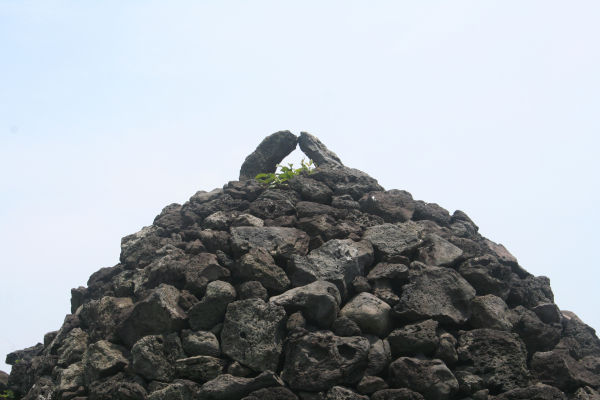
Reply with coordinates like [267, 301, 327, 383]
[4, 132, 600, 400]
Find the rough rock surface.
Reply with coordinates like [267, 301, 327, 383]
[6, 132, 600, 400]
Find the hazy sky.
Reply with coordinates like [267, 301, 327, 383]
[1, 1, 599, 372]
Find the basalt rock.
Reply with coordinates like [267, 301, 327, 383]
[7, 132, 599, 400]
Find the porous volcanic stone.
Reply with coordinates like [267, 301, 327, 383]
[469, 295, 512, 331]
[82, 340, 129, 385]
[339, 292, 393, 337]
[239, 130, 298, 181]
[457, 255, 512, 301]
[387, 357, 459, 400]
[221, 298, 287, 372]
[359, 190, 415, 223]
[386, 319, 439, 358]
[234, 247, 290, 292]
[196, 371, 285, 400]
[187, 280, 236, 331]
[230, 226, 309, 260]
[298, 131, 343, 167]
[363, 223, 423, 261]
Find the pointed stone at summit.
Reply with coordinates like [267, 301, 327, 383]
[298, 131, 343, 167]
[239, 130, 298, 181]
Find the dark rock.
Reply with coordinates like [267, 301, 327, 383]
[561, 312, 600, 359]
[332, 317, 362, 337]
[21, 376, 55, 400]
[469, 295, 512, 331]
[299, 392, 326, 400]
[573, 387, 600, 400]
[239, 281, 269, 301]
[362, 223, 423, 261]
[491, 384, 567, 399]
[182, 193, 248, 228]
[353, 276, 372, 293]
[386, 320, 439, 358]
[175, 356, 228, 382]
[6, 343, 44, 365]
[364, 334, 392, 377]
[435, 333, 458, 365]
[239, 130, 298, 181]
[387, 357, 459, 400]
[183, 252, 231, 298]
[181, 330, 220, 357]
[357, 376, 388, 395]
[230, 226, 310, 260]
[289, 238, 374, 300]
[202, 211, 234, 231]
[242, 386, 299, 400]
[510, 306, 562, 358]
[0, 370, 7, 392]
[154, 203, 184, 235]
[506, 275, 554, 309]
[287, 311, 308, 331]
[235, 247, 290, 292]
[178, 290, 200, 311]
[531, 303, 563, 325]
[325, 385, 368, 399]
[221, 299, 287, 372]
[82, 340, 130, 385]
[340, 292, 393, 337]
[454, 371, 485, 397]
[367, 262, 409, 281]
[359, 190, 415, 223]
[44, 314, 81, 355]
[392, 262, 476, 325]
[457, 255, 512, 301]
[482, 239, 518, 267]
[531, 349, 600, 391]
[231, 213, 265, 228]
[412, 201, 451, 227]
[196, 371, 285, 400]
[200, 229, 232, 254]
[89, 374, 148, 400]
[248, 189, 301, 220]
[455, 329, 529, 394]
[55, 361, 85, 398]
[117, 284, 188, 347]
[57, 327, 90, 367]
[332, 194, 361, 211]
[289, 175, 335, 204]
[298, 131, 343, 167]
[309, 164, 384, 201]
[147, 379, 200, 400]
[370, 389, 425, 400]
[43, 331, 58, 349]
[228, 361, 253, 377]
[187, 280, 237, 331]
[297, 201, 348, 220]
[80, 296, 134, 343]
[281, 330, 370, 391]
[132, 334, 183, 382]
[271, 281, 341, 329]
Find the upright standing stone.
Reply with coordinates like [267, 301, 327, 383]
[298, 132, 343, 167]
[239, 131, 298, 181]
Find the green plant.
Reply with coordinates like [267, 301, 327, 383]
[0, 390, 15, 399]
[255, 158, 317, 188]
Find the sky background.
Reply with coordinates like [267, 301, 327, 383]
[1, 1, 599, 373]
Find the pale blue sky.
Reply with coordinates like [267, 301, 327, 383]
[1, 1, 599, 372]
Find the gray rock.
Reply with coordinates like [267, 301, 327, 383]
[188, 280, 237, 331]
[242, 387, 299, 400]
[364, 334, 392, 377]
[117, 284, 188, 347]
[132, 334, 183, 382]
[560, 312, 600, 359]
[21, 376, 55, 400]
[42, 315, 80, 356]
[232, 213, 265, 228]
[469, 295, 512, 331]
[298, 132, 343, 167]
[332, 194, 361, 211]
[370, 389, 425, 400]
[309, 164, 384, 200]
[392, 262, 476, 325]
[372, 279, 400, 306]
[203, 211, 234, 231]
[153, 203, 184, 235]
[0, 370, 7, 392]
[240, 130, 299, 181]
[82, 340, 129, 385]
[362, 223, 423, 261]
[434, 333, 458, 365]
[184, 252, 231, 298]
[289, 175, 335, 204]
[387, 320, 439, 358]
[357, 376, 388, 395]
[228, 361, 254, 377]
[196, 371, 285, 400]
[326, 385, 368, 400]
[120, 225, 165, 270]
[359, 190, 415, 223]
[491, 384, 567, 399]
[239, 281, 269, 301]
[455, 329, 529, 393]
[573, 387, 600, 400]
[340, 292, 393, 337]
[231, 226, 310, 260]
[281, 330, 370, 391]
[417, 234, 463, 268]
[531, 349, 600, 391]
[387, 357, 459, 400]
[181, 330, 220, 357]
[270, 281, 342, 329]
[56, 327, 89, 367]
[457, 255, 512, 301]
[299, 392, 326, 400]
[454, 371, 485, 397]
[248, 189, 300, 220]
[176, 356, 228, 382]
[56, 362, 86, 397]
[235, 247, 290, 292]
[412, 201, 452, 228]
[222, 299, 287, 372]
[286, 311, 307, 331]
[296, 201, 348, 220]
[353, 276, 372, 293]
[367, 262, 409, 281]
[289, 239, 374, 299]
[87, 373, 148, 400]
[147, 379, 201, 400]
[482, 239, 518, 267]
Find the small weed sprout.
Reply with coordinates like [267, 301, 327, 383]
[0, 390, 15, 399]
[255, 158, 317, 188]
